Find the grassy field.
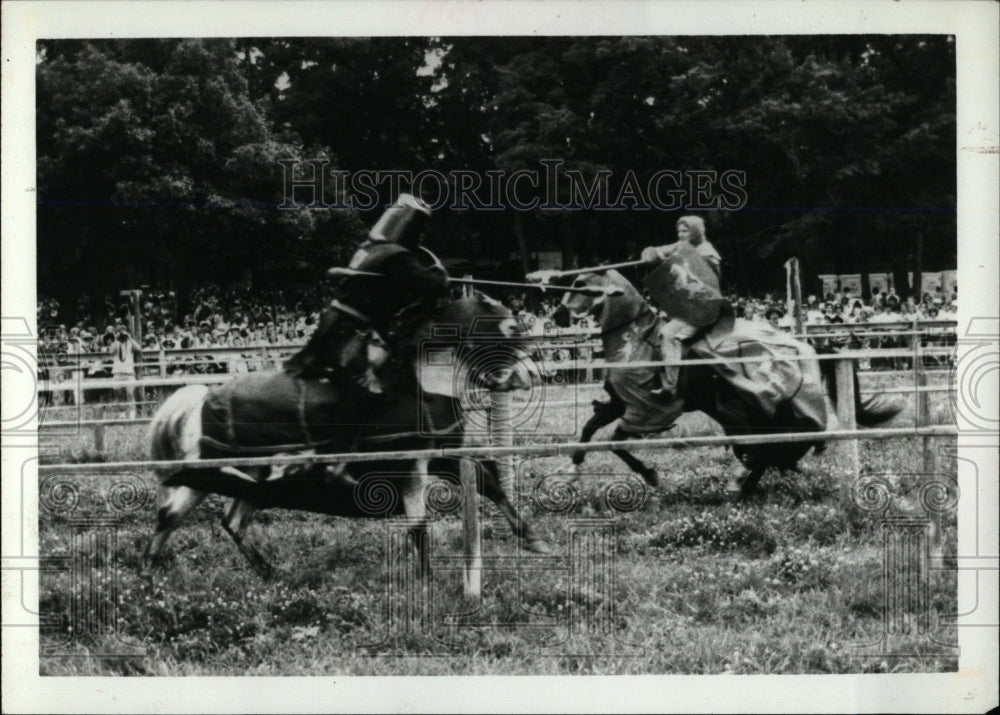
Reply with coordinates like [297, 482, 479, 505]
[37, 374, 958, 675]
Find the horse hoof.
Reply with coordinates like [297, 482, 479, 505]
[570, 452, 585, 466]
[642, 469, 659, 488]
[523, 538, 553, 555]
[729, 467, 765, 501]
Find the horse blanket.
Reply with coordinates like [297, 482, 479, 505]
[693, 318, 828, 433]
[603, 270, 827, 435]
[199, 367, 466, 457]
[200, 372, 344, 455]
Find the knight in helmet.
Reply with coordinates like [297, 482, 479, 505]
[640, 215, 723, 399]
[282, 194, 449, 484]
[285, 193, 449, 385]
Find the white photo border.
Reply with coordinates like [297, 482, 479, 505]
[3, 1, 997, 713]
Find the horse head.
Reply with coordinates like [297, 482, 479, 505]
[407, 291, 533, 397]
[555, 270, 647, 332]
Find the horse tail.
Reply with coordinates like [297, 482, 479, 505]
[817, 346, 905, 427]
[148, 384, 209, 480]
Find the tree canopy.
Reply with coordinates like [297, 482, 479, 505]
[36, 35, 955, 302]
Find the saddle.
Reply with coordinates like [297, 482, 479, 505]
[200, 372, 344, 455]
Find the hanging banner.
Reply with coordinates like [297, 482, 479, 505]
[818, 274, 838, 298]
[867, 273, 891, 295]
[838, 274, 862, 298]
[940, 269, 957, 296]
[921, 272, 943, 296]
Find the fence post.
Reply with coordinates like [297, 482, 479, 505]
[834, 357, 859, 481]
[916, 343, 942, 553]
[127, 376, 137, 421]
[790, 257, 805, 334]
[93, 405, 106, 453]
[158, 347, 167, 378]
[72, 369, 82, 408]
[460, 457, 482, 601]
[582, 341, 594, 384]
[489, 389, 515, 498]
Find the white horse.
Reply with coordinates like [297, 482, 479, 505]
[145, 294, 549, 580]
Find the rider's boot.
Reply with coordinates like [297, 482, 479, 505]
[280, 435, 361, 488]
[278, 458, 359, 489]
[649, 375, 673, 399]
[651, 333, 683, 399]
[320, 366, 400, 491]
[650, 365, 680, 399]
[281, 375, 372, 489]
[319, 381, 376, 491]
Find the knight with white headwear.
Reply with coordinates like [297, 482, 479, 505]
[640, 215, 723, 399]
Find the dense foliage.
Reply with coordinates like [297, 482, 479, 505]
[37, 36, 955, 301]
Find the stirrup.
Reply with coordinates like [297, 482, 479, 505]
[266, 461, 315, 482]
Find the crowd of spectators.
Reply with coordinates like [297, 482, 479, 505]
[39, 284, 325, 355]
[497, 282, 958, 334]
[37, 284, 330, 391]
[735, 284, 958, 329]
[37, 278, 957, 391]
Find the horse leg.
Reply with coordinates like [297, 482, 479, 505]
[572, 413, 609, 467]
[400, 458, 431, 579]
[475, 458, 552, 554]
[727, 466, 767, 500]
[571, 393, 625, 469]
[609, 426, 660, 487]
[219, 497, 273, 580]
[145, 483, 207, 570]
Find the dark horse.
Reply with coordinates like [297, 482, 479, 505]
[557, 271, 903, 496]
[145, 292, 549, 580]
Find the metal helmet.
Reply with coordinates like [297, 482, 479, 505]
[369, 193, 431, 247]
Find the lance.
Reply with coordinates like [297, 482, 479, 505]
[526, 259, 646, 284]
[327, 267, 624, 297]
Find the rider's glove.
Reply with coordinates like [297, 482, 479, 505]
[641, 246, 665, 265]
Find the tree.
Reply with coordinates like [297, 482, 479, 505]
[36, 39, 365, 306]
[37, 36, 955, 303]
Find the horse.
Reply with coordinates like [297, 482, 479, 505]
[145, 292, 549, 581]
[555, 271, 903, 496]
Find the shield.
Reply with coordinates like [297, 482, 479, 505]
[642, 242, 723, 327]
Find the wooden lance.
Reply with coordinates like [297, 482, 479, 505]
[327, 268, 624, 297]
[525, 259, 646, 284]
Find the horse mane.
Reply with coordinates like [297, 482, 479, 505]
[596, 270, 653, 334]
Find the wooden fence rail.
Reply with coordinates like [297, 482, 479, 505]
[37, 347, 956, 601]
